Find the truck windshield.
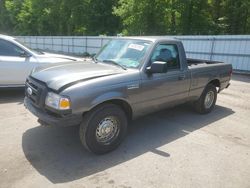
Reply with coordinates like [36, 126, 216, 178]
[95, 39, 152, 69]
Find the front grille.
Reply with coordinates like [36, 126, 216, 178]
[25, 77, 47, 108]
[26, 82, 38, 103]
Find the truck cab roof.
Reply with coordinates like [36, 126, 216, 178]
[117, 36, 180, 43]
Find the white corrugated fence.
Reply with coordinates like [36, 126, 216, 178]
[16, 35, 250, 72]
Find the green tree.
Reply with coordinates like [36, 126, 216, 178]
[114, 0, 168, 35]
[210, 0, 226, 34]
[0, 0, 13, 34]
[1, 0, 250, 36]
[223, 0, 250, 34]
[85, 0, 120, 35]
[2, 0, 24, 35]
[178, 0, 214, 35]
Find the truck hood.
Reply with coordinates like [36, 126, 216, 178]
[31, 61, 124, 91]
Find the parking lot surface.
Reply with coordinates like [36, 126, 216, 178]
[0, 74, 250, 188]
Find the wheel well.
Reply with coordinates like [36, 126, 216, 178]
[208, 79, 220, 91]
[83, 99, 133, 121]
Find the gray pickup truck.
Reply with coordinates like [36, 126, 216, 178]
[24, 37, 232, 154]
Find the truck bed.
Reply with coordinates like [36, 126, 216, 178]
[187, 58, 223, 67]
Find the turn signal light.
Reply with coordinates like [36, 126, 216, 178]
[59, 98, 70, 109]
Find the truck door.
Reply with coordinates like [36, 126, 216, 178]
[138, 43, 190, 114]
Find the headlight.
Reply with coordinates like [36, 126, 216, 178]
[45, 92, 71, 110]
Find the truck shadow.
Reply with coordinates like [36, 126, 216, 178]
[0, 88, 24, 104]
[22, 104, 234, 184]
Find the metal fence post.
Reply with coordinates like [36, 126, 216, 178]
[101, 37, 103, 48]
[68, 37, 69, 53]
[72, 37, 74, 54]
[86, 36, 88, 53]
[61, 37, 63, 52]
[51, 36, 54, 51]
[43, 37, 45, 50]
[29, 36, 31, 47]
[36, 36, 38, 49]
[210, 37, 215, 61]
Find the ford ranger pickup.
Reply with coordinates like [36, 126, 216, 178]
[24, 37, 232, 154]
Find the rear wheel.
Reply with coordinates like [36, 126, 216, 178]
[79, 104, 127, 154]
[194, 84, 217, 114]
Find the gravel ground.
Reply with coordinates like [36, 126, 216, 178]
[0, 74, 249, 188]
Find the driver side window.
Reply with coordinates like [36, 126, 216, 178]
[151, 44, 180, 70]
[0, 39, 24, 56]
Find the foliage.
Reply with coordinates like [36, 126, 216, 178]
[113, 0, 168, 35]
[0, 0, 249, 35]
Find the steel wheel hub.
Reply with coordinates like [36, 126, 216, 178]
[204, 91, 214, 109]
[96, 116, 119, 144]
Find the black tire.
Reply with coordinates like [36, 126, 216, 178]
[194, 84, 217, 114]
[79, 104, 128, 154]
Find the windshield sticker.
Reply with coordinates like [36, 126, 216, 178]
[128, 44, 145, 51]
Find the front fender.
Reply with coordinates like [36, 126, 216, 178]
[90, 91, 129, 109]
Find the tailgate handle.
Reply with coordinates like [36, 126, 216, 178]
[178, 74, 186, 80]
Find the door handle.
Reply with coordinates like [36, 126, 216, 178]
[178, 74, 186, 80]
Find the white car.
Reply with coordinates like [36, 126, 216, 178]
[0, 34, 84, 88]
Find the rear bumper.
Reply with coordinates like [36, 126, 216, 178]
[24, 97, 82, 127]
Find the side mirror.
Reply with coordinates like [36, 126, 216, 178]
[146, 61, 168, 74]
[19, 51, 31, 58]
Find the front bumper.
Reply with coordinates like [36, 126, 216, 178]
[24, 97, 82, 127]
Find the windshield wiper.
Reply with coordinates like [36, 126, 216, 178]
[102, 60, 127, 70]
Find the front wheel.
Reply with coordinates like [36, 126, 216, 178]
[194, 84, 217, 114]
[79, 104, 128, 154]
